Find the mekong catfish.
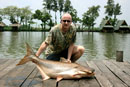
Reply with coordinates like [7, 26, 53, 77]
[16, 43, 95, 82]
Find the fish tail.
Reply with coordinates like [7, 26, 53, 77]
[16, 43, 35, 66]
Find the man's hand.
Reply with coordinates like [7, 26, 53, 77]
[67, 59, 71, 63]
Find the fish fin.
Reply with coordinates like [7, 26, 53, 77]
[36, 65, 50, 81]
[25, 42, 35, 55]
[16, 56, 31, 65]
[60, 57, 68, 62]
[56, 76, 63, 82]
[72, 74, 81, 78]
[16, 43, 35, 66]
[43, 76, 50, 80]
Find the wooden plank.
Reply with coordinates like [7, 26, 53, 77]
[0, 63, 28, 87]
[16, 64, 36, 87]
[79, 77, 100, 87]
[58, 79, 79, 87]
[28, 72, 44, 87]
[43, 79, 57, 87]
[103, 60, 130, 86]
[28, 72, 57, 87]
[0, 59, 19, 79]
[0, 59, 8, 64]
[111, 60, 130, 76]
[94, 60, 127, 87]
[0, 63, 35, 87]
[0, 59, 16, 71]
[123, 61, 130, 70]
[78, 61, 100, 87]
[21, 67, 38, 87]
[127, 61, 130, 64]
[0, 59, 129, 87]
[87, 61, 113, 87]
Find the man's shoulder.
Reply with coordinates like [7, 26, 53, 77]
[50, 24, 60, 32]
[70, 24, 76, 31]
[71, 24, 76, 28]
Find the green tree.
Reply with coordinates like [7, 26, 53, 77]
[104, 0, 114, 19]
[20, 7, 32, 28]
[82, 13, 91, 30]
[3, 6, 32, 26]
[43, 0, 54, 29]
[0, 8, 4, 21]
[15, 8, 21, 23]
[43, 0, 53, 13]
[58, 0, 64, 18]
[0, 17, 2, 22]
[52, 0, 58, 24]
[33, 9, 51, 30]
[3, 6, 18, 23]
[28, 17, 35, 30]
[82, 5, 100, 31]
[68, 7, 79, 24]
[64, 0, 72, 12]
[47, 19, 54, 30]
[104, 0, 122, 26]
[113, 3, 122, 26]
[69, 7, 81, 31]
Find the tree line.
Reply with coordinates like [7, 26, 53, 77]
[0, 0, 122, 31]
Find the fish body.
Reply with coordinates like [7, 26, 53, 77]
[17, 43, 95, 81]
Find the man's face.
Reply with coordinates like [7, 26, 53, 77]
[61, 16, 72, 30]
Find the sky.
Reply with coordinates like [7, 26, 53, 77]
[0, 0, 130, 27]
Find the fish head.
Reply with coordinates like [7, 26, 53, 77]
[72, 65, 95, 78]
[72, 70, 95, 78]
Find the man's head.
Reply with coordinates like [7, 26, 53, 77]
[61, 13, 72, 31]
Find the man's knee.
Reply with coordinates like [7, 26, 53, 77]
[78, 46, 85, 54]
[73, 45, 85, 54]
[71, 46, 85, 62]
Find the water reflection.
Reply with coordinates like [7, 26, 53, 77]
[75, 32, 130, 61]
[0, 32, 130, 61]
[76, 32, 98, 61]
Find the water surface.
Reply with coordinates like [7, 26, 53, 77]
[0, 32, 130, 61]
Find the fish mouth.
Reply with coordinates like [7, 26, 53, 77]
[88, 68, 95, 73]
[83, 68, 95, 77]
[72, 71, 95, 78]
[87, 72, 95, 77]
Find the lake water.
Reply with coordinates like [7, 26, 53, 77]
[0, 32, 130, 61]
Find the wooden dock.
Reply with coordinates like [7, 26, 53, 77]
[0, 59, 130, 87]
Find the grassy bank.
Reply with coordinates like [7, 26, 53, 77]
[1, 26, 100, 32]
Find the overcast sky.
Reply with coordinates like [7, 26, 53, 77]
[0, 0, 130, 27]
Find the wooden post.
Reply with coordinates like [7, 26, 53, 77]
[116, 51, 123, 62]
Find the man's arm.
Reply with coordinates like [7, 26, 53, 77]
[36, 42, 48, 57]
[36, 29, 53, 57]
[67, 43, 74, 62]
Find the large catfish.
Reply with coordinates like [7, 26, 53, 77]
[16, 43, 95, 82]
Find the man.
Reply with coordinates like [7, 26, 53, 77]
[36, 13, 84, 63]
